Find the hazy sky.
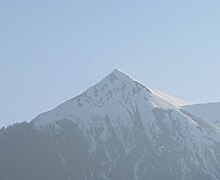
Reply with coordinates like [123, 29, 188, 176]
[1, 0, 220, 127]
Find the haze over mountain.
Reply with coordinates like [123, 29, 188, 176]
[183, 102, 220, 128]
[1, 69, 220, 180]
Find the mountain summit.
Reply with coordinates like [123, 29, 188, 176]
[1, 69, 220, 180]
[33, 69, 188, 127]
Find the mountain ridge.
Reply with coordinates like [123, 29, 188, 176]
[1, 69, 220, 180]
[32, 69, 187, 127]
[183, 102, 220, 128]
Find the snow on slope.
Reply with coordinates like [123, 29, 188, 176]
[32, 69, 220, 179]
[183, 102, 220, 128]
[33, 69, 188, 127]
[33, 69, 153, 126]
[153, 90, 192, 107]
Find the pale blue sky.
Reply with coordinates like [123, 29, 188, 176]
[1, 0, 220, 127]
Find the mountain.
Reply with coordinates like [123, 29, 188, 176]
[1, 69, 220, 180]
[183, 102, 220, 128]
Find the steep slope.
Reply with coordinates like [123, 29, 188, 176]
[183, 102, 220, 128]
[31, 69, 220, 179]
[1, 69, 220, 180]
[32, 69, 189, 127]
[154, 90, 191, 107]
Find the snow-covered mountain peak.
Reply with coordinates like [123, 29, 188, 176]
[110, 68, 141, 84]
[106, 69, 189, 107]
[32, 69, 153, 126]
[32, 69, 188, 127]
[3, 69, 220, 180]
[98, 68, 151, 93]
[16, 69, 220, 179]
